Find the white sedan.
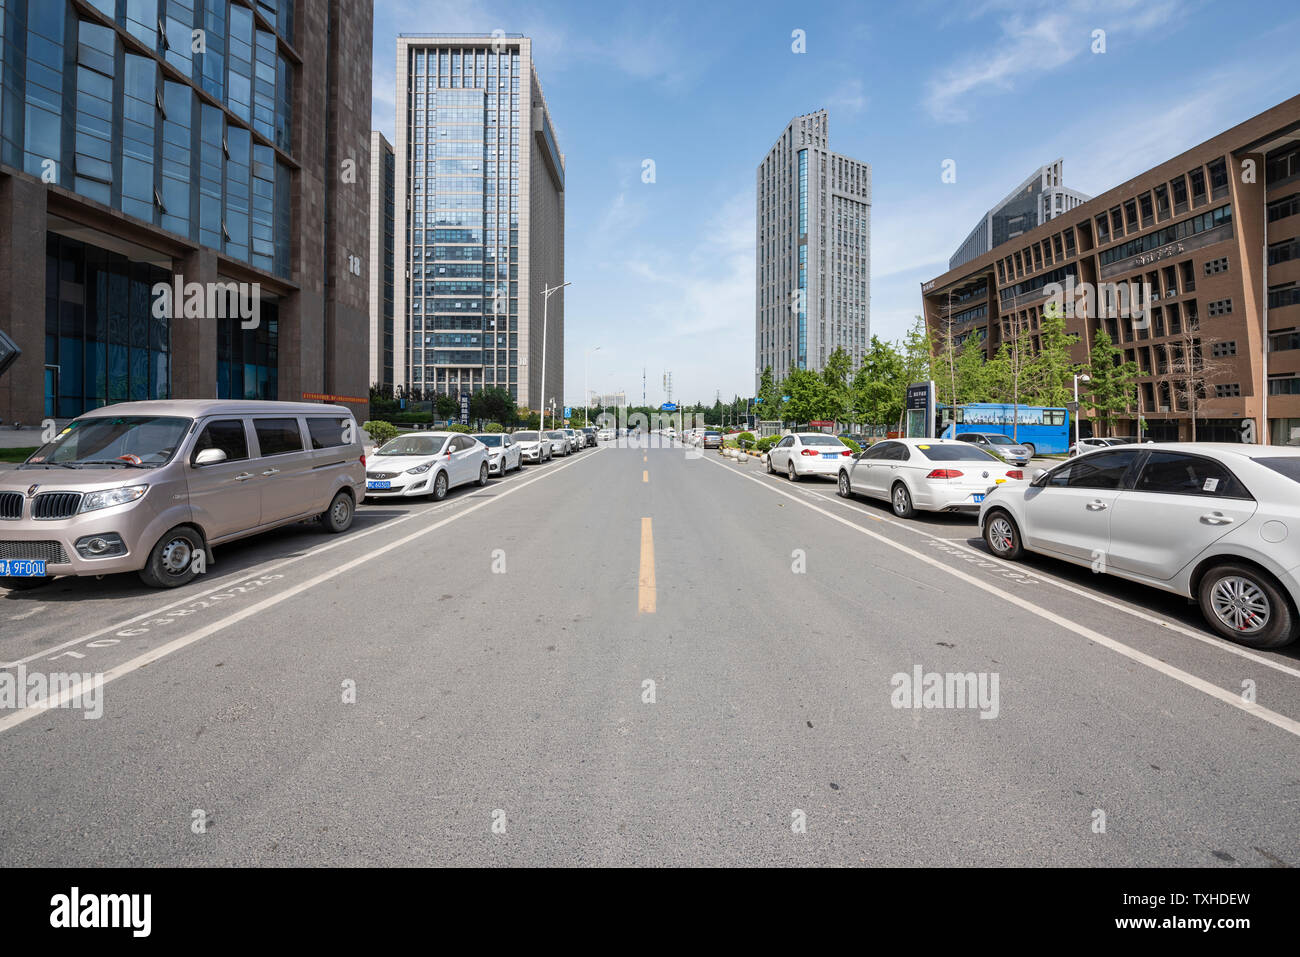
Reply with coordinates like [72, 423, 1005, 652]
[473, 432, 522, 475]
[979, 443, 1300, 649]
[836, 438, 1026, 517]
[767, 433, 855, 480]
[364, 432, 489, 501]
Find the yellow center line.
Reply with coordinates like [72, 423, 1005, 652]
[643, 469, 648, 483]
[638, 517, 656, 613]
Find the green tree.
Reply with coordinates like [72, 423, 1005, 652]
[1083, 328, 1140, 436]
[435, 393, 459, 421]
[954, 337, 991, 404]
[1023, 303, 1080, 407]
[854, 335, 904, 429]
[821, 346, 853, 424]
[782, 365, 828, 424]
[756, 365, 780, 420]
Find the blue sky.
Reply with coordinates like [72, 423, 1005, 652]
[371, 0, 1300, 407]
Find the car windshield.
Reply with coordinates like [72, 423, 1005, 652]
[515, 432, 539, 442]
[983, 434, 1016, 445]
[475, 435, 502, 447]
[1253, 457, 1300, 483]
[26, 415, 191, 468]
[800, 435, 844, 447]
[706, 432, 720, 438]
[376, 435, 445, 456]
[917, 444, 1000, 462]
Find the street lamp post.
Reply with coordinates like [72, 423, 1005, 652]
[584, 345, 600, 429]
[538, 281, 571, 436]
[1073, 373, 1091, 448]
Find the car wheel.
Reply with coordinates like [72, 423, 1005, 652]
[838, 470, 852, 498]
[1024, 443, 1036, 459]
[787, 459, 799, 482]
[891, 482, 915, 518]
[1, 575, 54, 591]
[1198, 563, 1297, 649]
[983, 509, 1024, 560]
[320, 490, 354, 534]
[431, 470, 449, 501]
[765, 454, 775, 474]
[138, 524, 204, 588]
[478, 462, 489, 486]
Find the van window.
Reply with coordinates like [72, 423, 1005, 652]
[307, 416, 351, 449]
[192, 419, 249, 464]
[254, 418, 304, 456]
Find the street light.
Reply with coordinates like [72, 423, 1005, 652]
[1073, 373, 1091, 448]
[584, 345, 600, 429]
[538, 281, 571, 433]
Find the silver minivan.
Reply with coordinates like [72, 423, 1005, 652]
[0, 399, 365, 590]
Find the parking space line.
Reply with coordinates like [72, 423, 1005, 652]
[0, 450, 602, 734]
[638, 517, 656, 614]
[704, 455, 1300, 740]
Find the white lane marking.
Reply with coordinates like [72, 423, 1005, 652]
[0, 452, 600, 669]
[705, 455, 1300, 740]
[798, 486, 1300, 683]
[6, 605, 46, 621]
[0, 449, 601, 735]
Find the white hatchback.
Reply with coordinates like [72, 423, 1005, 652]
[837, 438, 1026, 516]
[979, 443, 1300, 649]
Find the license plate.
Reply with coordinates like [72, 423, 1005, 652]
[367, 480, 391, 490]
[972, 494, 985, 504]
[821, 453, 839, 460]
[0, 559, 47, 577]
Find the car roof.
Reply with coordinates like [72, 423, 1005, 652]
[1129, 442, 1300, 459]
[77, 399, 351, 418]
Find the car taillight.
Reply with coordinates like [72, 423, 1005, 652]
[926, 469, 963, 479]
[360, 454, 366, 467]
[1006, 470, 1023, 480]
[841, 450, 851, 456]
[800, 448, 818, 456]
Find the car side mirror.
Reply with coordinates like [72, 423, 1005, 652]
[1030, 468, 1048, 486]
[194, 448, 228, 466]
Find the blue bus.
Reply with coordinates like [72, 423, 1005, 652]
[939, 403, 1071, 455]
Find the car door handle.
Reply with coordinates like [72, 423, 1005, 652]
[1085, 500, 1108, 511]
[261, 468, 280, 476]
[234, 472, 253, 482]
[1200, 513, 1234, 525]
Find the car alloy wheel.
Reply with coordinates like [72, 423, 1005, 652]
[478, 462, 489, 486]
[987, 516, 1015, 555]
[432, 471, 449, 501]
[787, 460, 797, 481]
[1209, 575, 1271, 636]
[892, 483, 914, 518]
[838, 471, 851, 498]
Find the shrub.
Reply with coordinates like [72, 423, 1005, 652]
[392, 411, 433, 424]
[840, 437, 862, 454]
[484, 422, 504, 433]
[362, 420, 398, 447]
[755, 435, 781, 453]
[737, 431, 755, 445]
[444, 423, 473, 434]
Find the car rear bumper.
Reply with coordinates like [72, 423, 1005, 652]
[797, 457, 849, 477]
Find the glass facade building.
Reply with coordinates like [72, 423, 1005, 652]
[394, 35, 566, 411]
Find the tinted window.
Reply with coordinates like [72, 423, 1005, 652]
[956, 434, 978, 442]
[377, 435, 443, 456]
[1253, 457, 1300, 483]
[917, 444, 1000, 462]
[307, 416, 351, 449]
[1049, 450, 1137, 489]
[192, 419, 248, 464]
[863, 442, 894, 460]
[515, 432, 538, 441]
[475, 435, 502, 447]
[779, 437, 794, 447]
[254, 418, 304, 456]
[1135, 452, 1251, 499]
[800, 435, 844, 447]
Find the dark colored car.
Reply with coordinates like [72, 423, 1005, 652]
[581, 426, 597, 447]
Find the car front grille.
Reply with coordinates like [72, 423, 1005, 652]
[0, 540, 69, 564]
[32, 492, 83, 520]
[0, 492, 22, 520]
[367, 471, 399, 480]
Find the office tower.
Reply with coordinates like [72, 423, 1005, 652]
[369, 130, 395, 391]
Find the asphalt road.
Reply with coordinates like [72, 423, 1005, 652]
[1, 439, 1297, 866]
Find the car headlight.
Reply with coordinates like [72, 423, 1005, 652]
[406, 463, 433, 475]
[79, 484, 149, 513]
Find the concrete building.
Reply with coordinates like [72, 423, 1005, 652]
[755, 109, 870, 389]
[921, 95, 1300, 445]
[949, 160, 1090, 271]
[369, 130, 395, 391]
[0, 0, 374, 425]
[392, 34, 565, 413]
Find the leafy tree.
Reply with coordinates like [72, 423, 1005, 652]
[954, 337, 991, 404]
[435, 393, 459, 421]
[1023, 303, 1080, 407]
[821, 346, 853, 424]
[781, 365, 828, 424]
[756, 365, 780, 419]
[854, 335, 904, 429]
[1083, 328, 1139, 436]
[361, 421, 399, 446]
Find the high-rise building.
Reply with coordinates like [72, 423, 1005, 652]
[0, 0, 373, 424]
[949, 160, 1090, 271]
[369, 130, 395, 392]
[392, 34, 565, 412]
[755, 109, 870, 388]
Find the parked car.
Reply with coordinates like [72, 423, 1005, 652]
[597, 428, 615, 442]
[514, 430, 552, 463]
[703, 431, 723, 449]
[581, 427, 597, 447]
[979, 443, 1300, 649]
[955, 432, 1034, 467]
[547, 430, 571, 456]
[837, 438, 1025, 518]
[561, 428, 582, 452]
[0, 400, 364, 590]
[365, 432, 488, 502]
[767, 433, 855, 481]
[473, 432, 522, 475]
[1069, 437, 1127, 457]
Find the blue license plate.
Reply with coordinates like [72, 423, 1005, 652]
[367, 480, 391, 490]
[0, 559, 47, 577]
[972, 494, 985, 504]
[820, 453, 839, 460]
